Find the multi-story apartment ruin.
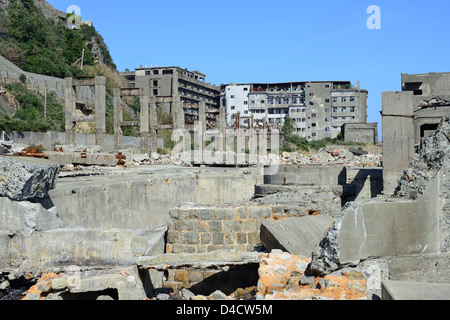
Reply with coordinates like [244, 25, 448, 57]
[121, 66, 221, 127]
[221, 81, 369, 140]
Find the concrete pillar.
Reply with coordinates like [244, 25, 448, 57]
[382, 91, 415, 195]
[140, 88, 149, 154]
[219, 107, 226, 152]
[199, 100, 207, 151]
[94, 76, 106, 148]
[113, 88, 123, 150]
[173, 94, 184, 130]
[149, 95, 158, 154]
[64, 77, 75, 145]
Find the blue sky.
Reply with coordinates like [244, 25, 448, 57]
[47, 0, 450, 141]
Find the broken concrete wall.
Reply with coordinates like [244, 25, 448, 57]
[264, 164, 347, 186]
[0, 156, 59, 201]
[311, 115, 449, 275]
[49, 168, 262, 230]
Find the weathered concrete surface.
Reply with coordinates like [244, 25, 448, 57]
[6, 229, 136, 274]
[381, 280, 450, 300]
[23, 266, 147, 300]
[264, 164, 347, 186]
[49, 166, 263, 230]
[0, 156, 59, 201]
[310, 175, 442, 275]
[45, 151, 118, 166]
[260, 216, 333, 257]
[386, 253, 450, 283]
[137, 250, 262, 269]
[382, 91, 415, 195]
[0, 197, 63, 235]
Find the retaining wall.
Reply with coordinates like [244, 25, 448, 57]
[166, 203, 286, 254]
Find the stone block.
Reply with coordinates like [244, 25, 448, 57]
[0, 156, 59, 201]
[261, 215, 333, 257]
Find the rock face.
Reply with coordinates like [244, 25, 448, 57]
[0, 156, 59, 201]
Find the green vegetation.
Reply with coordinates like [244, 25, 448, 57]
[0, 82, 64, 132]
[0, 0, 116, 78]
[281, 117, 366, 153]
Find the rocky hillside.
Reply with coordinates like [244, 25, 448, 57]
[0, 0, 116, 77]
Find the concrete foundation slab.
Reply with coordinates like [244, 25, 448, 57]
[382, 280, 450, 300]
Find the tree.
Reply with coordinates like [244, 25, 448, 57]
[281, 117, 295, 136]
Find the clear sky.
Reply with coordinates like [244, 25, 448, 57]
[47, 0, 450, 141]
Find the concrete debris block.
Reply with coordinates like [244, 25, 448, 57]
[55, 144, 102, 153]
[279, 148, 381, 167]
[0, 197, 63, 235]
[132, 153, 149, 163]
[0, 156, 59, 201]
[209, 290, 227, 300]
[260, 216, 334, 257]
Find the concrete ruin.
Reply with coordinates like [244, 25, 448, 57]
[1, 71, 449, 301]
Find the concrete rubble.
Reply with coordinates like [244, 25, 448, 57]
[1, 115, 449, 300]
[279, 148, 382, 167]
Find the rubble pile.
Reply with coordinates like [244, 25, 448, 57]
[130, 152, 172, 166]
[255, 250, 368, 300]
[280, 148, 382, 167]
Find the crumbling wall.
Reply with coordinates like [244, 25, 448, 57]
[395, 115, 450, 252]
[310, 115, 449, 275]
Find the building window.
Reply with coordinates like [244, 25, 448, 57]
[333, 107, 338, 113]
[311, 113, 317, 117]
[261, 100, 265, 104]
[341, 97, 347, 102]
[309, 101, 314, 105]
[325, 108, 330, 113]
[153, 80, 158, 86]
[325, 118, 331, 122]
[244, 101, 248, 105]
[268, 98, 274, 104]
[325, 99, 330, 103]
[312, 133, 317, 137]
[244, 88, 248, 91]
[276, 98, 282, 105]
[332, 97, 338, 103]
[312, 123, 317, 127]
[231, 95, 235, 99]
[350, 107, 355, 112]
[153, 89, 158, 95]
[292, 98, 298, 104]
[325, 84, 330, 88]
[284, 98, 290, 104]
[350, 96, 356, 102]
[309, 93, 314, 97]
[332, 116, 338, 120]
[325, 127, 330, 132]
[231, 106, 235, 110]
[145, 71, 151, 75]
[342, 107, 347, 112]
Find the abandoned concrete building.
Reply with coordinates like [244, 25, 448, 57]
[121, 66, 221, 128]
[221, 81, 377, 142]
